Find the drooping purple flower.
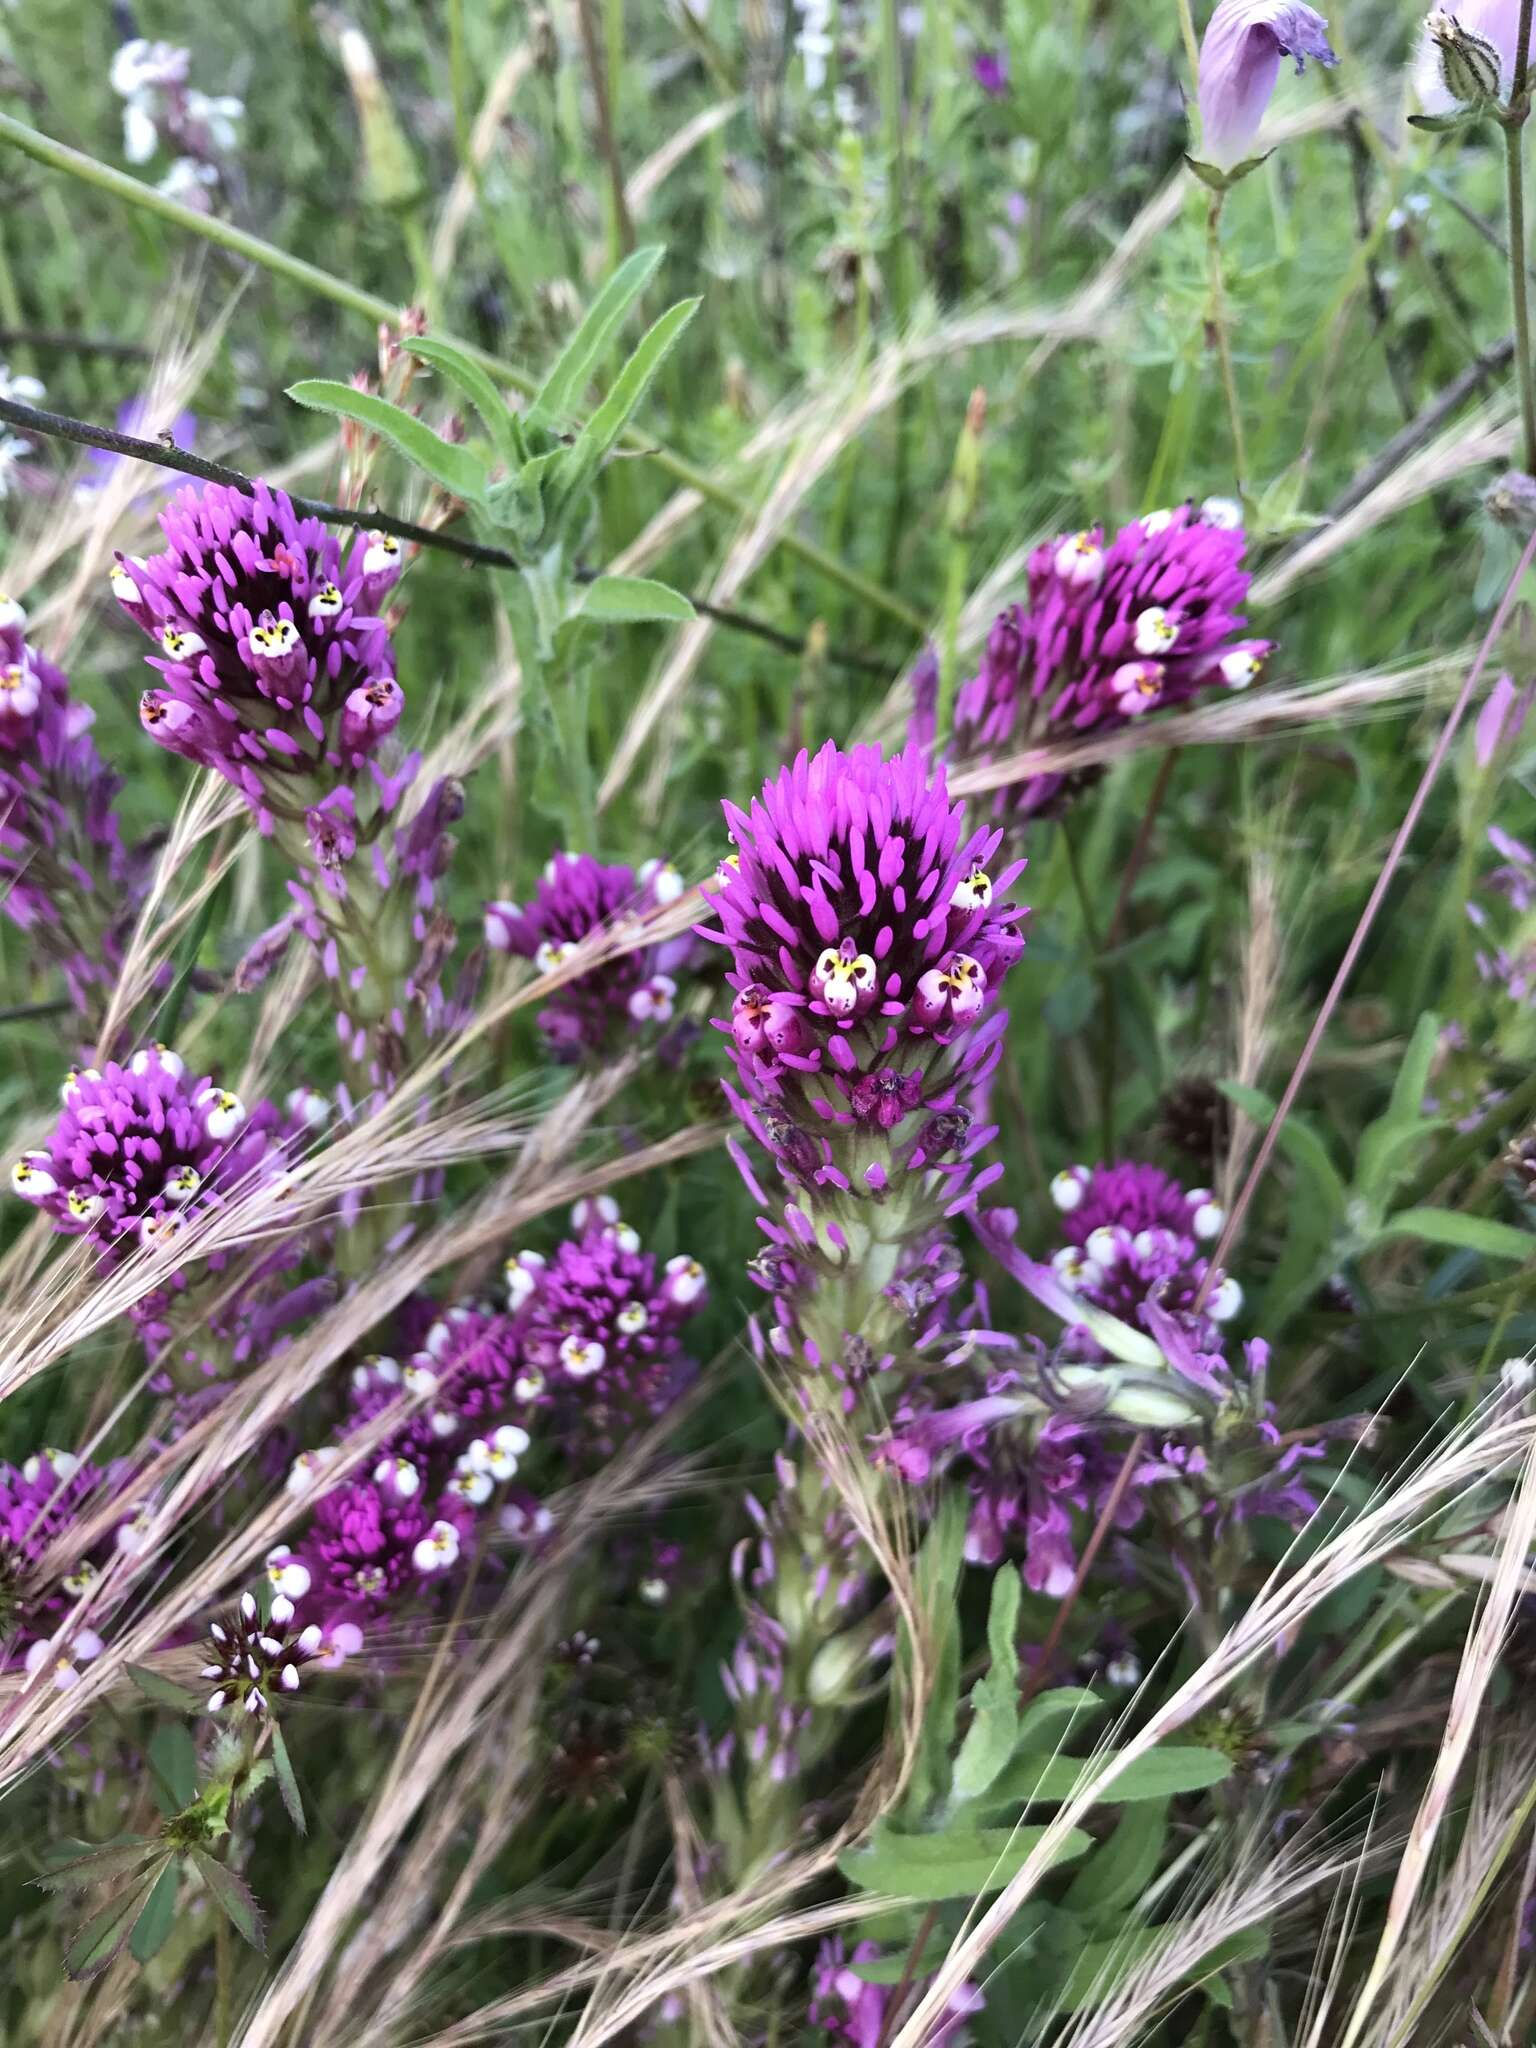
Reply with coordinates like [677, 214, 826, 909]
[955, 505, 1270, 818]
[9, 1049, 276, 1261]
[708, 741, 1026, 1181]
[114, 480, 399, 827]
[1197, 0, 1337, 172]
[484, 851, 687, 1059]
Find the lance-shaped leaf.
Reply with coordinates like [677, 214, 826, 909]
[546, 297, 700, 527]
[839, 1820, 1091, 1901]
[405, 336, 520, 466]
[129, 1861, 180, 1965]
[1376, 1207, 1535, 1263]
[64, 1878, 158, 1980]
[529, 244, 665, 431]
[949, 1565, 1021, 1805]
[286, 380, 488, 504]
[270, 1721, 306, 1835]
[190, 1849, 265, 1951]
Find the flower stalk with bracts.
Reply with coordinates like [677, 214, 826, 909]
[702, 739, 1026, 1875]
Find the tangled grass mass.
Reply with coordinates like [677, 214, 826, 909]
[6, 0, 1536, 2041]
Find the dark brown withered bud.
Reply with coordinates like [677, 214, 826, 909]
[1155, 1077, 1232, 1169]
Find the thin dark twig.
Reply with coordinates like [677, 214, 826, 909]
[1195, 519, 1536, 1310]
[1018, 1433, 1146, 1706]
[0, 395, 893, 676]
[0, 326, 151, 360]
[0, 997, 73, 1025]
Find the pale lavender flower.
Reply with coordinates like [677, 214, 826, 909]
[1197, 0, 1337, 171]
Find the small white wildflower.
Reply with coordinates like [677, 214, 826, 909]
[559, 1334, 606, 1380]
[1049, 1166, 1089, 1212]
[412, 1521, 462, 1573]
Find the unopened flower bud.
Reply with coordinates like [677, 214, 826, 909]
[1424, 9, 1502, 107]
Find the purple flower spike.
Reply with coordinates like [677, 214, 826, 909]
[483, 850, 688, 1059]
[956, 504, 1271, 819]
[709, 741, 1026, 1175]
[0, 609, 150, 1022]
[1197, 0, 1337, 172]
[9, 1051, 276, 1263]
[116, 480, 397, 814]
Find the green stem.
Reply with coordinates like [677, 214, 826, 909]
[1504, 0, 1536, 474]
[1205, 191, 1250, 504]
[0, 113, 925, 637]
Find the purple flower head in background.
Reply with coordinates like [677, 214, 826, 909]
[1048, 1159, 1242, 1339]
[809, 1936, 984, 2045]
[0, 600, 149, 1016]
[709, 741, 1026, 1150]
[116, 480, 400, 828]
[955, 504, 1269, 818]
[972, 48, 1010, 97]
[484, 851, 688, 1058]
[507, 1201, 706, 1461]
[9, 1049, 276, 1262]
[1197, 0, 1337, 171]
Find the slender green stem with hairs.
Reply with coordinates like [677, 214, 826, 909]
[1502, 0, 1536, 473]
[0, 112, 925, 636]
[1206, 192, 1251, 504]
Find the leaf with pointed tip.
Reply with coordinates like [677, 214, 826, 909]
[405, 337, 518, 464]
[950, 1565, 1021, 1804]
[529, 245, 665, 432]
[285, 381, 487, 504]
[149, 1722, 198, 1814]
[33, 1839, 160, 1893]
[1376, 1207, 1534, 1262]
[577, 575, 695, 625]
[269, 1722, 306, 1835]
[986, 1745, 1232, 1810]
[64, 1880, 156, 1980]
[127, 1664, 202, 1715]
[190, 1849, 265, 1951]
[839, 1820, 1091, 1901]
[129, 1861, 180, 1964]
[548, 298, 700, 526]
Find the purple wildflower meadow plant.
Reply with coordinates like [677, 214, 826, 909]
[9, 1049, 274, 1262]
[117, 481, 470, 1093]
[0, 1448, 146, 1685]
[0, 599, 149, 1023]
[954, 503, 1269, 818]
[1196, 0, 1337, 173]
[1047, 1158, 1243, 1337]
[711, 739, 1026, 1212]
[484, 851, 689, 1059]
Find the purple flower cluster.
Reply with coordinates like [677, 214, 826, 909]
[9, 1048, 274, 1261]
[117, 480, 471, 1087]
[1047, 1159, 1242, 1337]
[485, 852, 688, 1059]
[711, 740, 1026, 1198]
[276, 1208, 707, 1649]
[115, 481, 401, 822]
[0, 600, 148, 1020]
[1470, 825, 1536, 1003]
[0, 1448, 146, 1685]
[954, 504, 1270, 818]
[809, 1938, 983, 2046]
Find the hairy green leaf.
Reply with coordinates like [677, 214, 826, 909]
[529, 245, 666, 430]
[285, 380, 488, 503]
